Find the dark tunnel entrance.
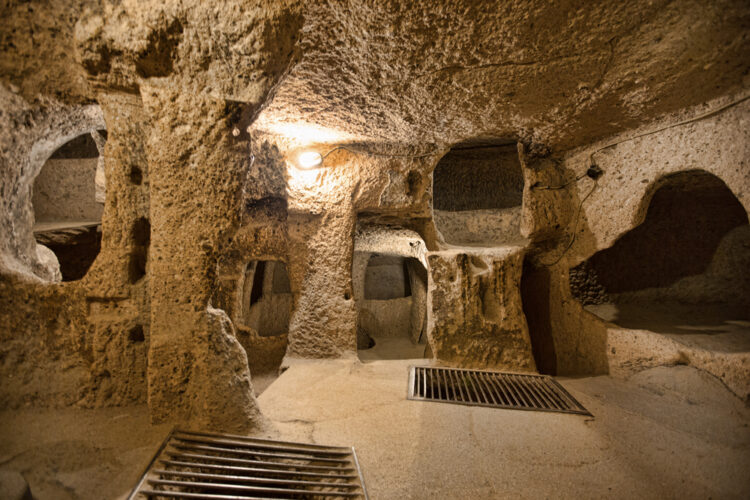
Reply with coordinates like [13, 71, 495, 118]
[570, 170, 750, 342]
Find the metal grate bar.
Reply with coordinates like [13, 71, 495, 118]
[171, 443, 351, 463]
[138, 491, 275, 499]
[495, 373, 520, 406]
[159, 459, 359, 479]
[165, 451, 356, 472]
[128, 429, 368, 500]
[513, 374, 541, 407]
[408, 366, 591, 416]
[478, 372, 499, 405]
[146, 478, 362, 497]
[153, 469, 360, 489]
[175, 429, 350, 451]
[173, 431, 351, 455]
[173, 434, 351, 457]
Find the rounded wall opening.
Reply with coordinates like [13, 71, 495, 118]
[236, 259, 292, 393]
[32, 130, 107, 282]
[355, 253, 429, 362]
[432, 139, 526, 247]
[570, 170, 750, 338]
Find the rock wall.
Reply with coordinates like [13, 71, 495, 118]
[32, 157, 103, 223]
[1, 0, 749, 426]
[426, 248, 536, 371]
[522, 94, 750, 390]
[0, 90, 152, 410]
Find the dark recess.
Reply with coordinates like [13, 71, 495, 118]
[128, 325, 145, 342]
[520, 258, 557, 375]
[433, 143, 522, 211]
[135, 18, 184, 77]
[129, 166, 143, 185]
[128, 217, 150, 284]
[50, 133, 102, 159]
[249, 261, 266, 307]
[580, 170, 748, 294]
[46, 226, 102, 281]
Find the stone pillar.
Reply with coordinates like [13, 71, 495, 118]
[426, 248, 536, 371]
[140, 84, 261, 431]
[286, 208, 358, 358]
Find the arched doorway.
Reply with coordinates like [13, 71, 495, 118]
[237, 259, 292, 393]
[32, 130, 107, 281]
[570, 170, 750, 339]
[355, 253, 428, 361]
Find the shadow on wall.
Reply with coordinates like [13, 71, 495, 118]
[32, 131, 107, 281]
[570, 169, 750, 334]
[520, 259, 557, 375]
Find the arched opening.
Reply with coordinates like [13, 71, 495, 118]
[570, 170, 750, 343]
[237, 260, 292, 393]
[32, 131, 107, 281]
[432, 139, 526, 247]
[356, 254, 429, 362]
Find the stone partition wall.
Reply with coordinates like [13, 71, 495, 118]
[426, 248, 536, 371]
[0, 90, 153, 409]
[140, 85, 261, 431]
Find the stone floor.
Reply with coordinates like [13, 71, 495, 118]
[357, 334, 427, 362]
[258, 360, 750, 499]
[1, 360, 748, 499]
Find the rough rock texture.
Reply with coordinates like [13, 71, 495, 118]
[606, 327, 750, 404]
[0, 469, 31, 500]
[434, 208, 526, 247]
[0, 88, 151, 409]
[0, 92, 104, 279]
[427, 248, 536, 371]
[32, 157, 102, 223]
[188, 307, 265, 433]
[34, 244, 62, 283]
[254, 0, 750, 151]
[0, 0, 93, 103]
[522, 96, 750, 397]
[1, 0, 749, 429]
[140, 86, 261, 428]
[562, 95, 750, 262]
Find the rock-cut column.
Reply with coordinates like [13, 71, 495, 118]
[141, 84, 262, 432]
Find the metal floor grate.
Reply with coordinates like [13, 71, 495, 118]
[408, 366, 591, 416]
[128, 429, 368, 499]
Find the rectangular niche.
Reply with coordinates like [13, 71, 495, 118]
[432, 140, 527, 247]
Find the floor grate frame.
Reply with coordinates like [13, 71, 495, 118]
[128, 428, 369, 500]
[407, 365, 591, 416]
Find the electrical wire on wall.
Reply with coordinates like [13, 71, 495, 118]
[535, 92, 749, 267]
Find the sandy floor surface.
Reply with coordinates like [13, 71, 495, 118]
[357, 335, 427, 362]
[1, 361, 748, 499]
[0, 406, 170, 499]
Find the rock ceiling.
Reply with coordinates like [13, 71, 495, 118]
[2, 0, 748, 153]
[253, 0, 750, 152]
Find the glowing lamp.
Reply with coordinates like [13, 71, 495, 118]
[296, 151, 323, 170]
